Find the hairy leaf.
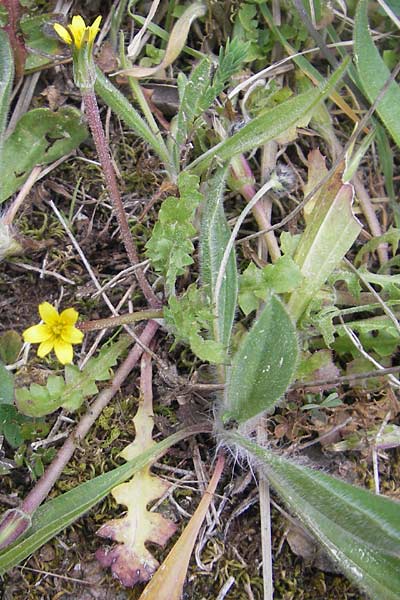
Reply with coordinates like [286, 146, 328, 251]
[200, 166, 238, 351]
[225, 433, 400, 600]
[354, 0, 400, 148]
[188, 59, 349, 174]
[223, 294, 298, 424]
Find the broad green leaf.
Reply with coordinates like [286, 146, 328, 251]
[0, 107, 88, 203]
[238, 256, 303, 316]
[225, 433, 400, 600]
[223, 294, 298, 424]
[188, 59, 349, 174]
[0, 427, 202, 573]
[15, 337, 132, 417]
[0, 331, 22, 365]
[287, 180, 362, 323]
[354, 0, 400, 147]
[20, 13, 62, 72]
[200, 167, 237, 351]
[94, 69, 175, 179]
[0, 363, 14, 405]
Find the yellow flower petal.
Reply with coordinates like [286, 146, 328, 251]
[70, 15, 87, 48]
[37, 338, 55, 358]
[53, 22, 72, 45]
[88, 15, 102, 42]
[39, 302, 59, 326]
[61, 325, 84, 344]
[54, 339, 73, 364]
[23, 324, 52, 344]
[60, 307, 79, 326]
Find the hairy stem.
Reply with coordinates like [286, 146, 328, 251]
[79, 308, 163, 331]
[82, 89, 160, 308]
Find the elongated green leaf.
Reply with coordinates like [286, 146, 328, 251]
[223, 294, 298, 424]
[354, 0, 400, 147]
[226, 433, 400, 600]
[0, 30, 14, 202]
[0, 30, 13, 143]
[94, 69, 175, 179]
[287, 181, 362, 323]
[0, 427, 200, 574]
[0, 363, 14, 405]
[200, 167, 237, 351]
[188, 59, 348, 174]
[0, 107, 88, 203]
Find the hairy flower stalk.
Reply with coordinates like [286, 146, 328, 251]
[54, 16, 160, 308]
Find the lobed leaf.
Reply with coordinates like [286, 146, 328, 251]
[145, 172, 203, 294]
[0, 428, 197, 574]
[15, 337, 132, 417]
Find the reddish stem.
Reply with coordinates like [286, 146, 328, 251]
[81, 89, 160, 308]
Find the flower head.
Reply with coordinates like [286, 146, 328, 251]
[53, 15, 102, 90]
[23, 302, 84, 365]
[54, 15, 102, 50]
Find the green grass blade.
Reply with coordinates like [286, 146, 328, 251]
[227, 433, 400, 600]
[354, 0, 400, 148]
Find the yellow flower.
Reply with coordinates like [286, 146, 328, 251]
[23, 302, 84, 365]
[53, 15, 102, 50]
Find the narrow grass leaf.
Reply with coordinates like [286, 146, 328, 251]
[200, 167, 237, 351]
[223, 294, 298, 424]
[354, 0, 400, 147]
[226, 433, 400, 600]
